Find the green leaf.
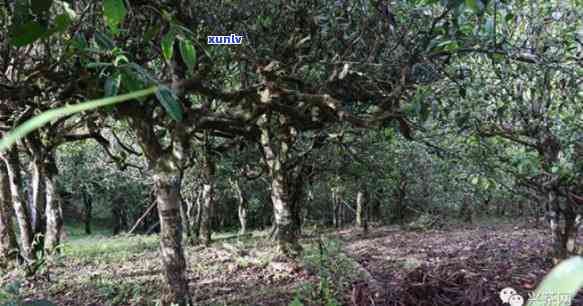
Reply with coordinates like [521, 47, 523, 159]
[505, 12, 514, 23]
[527, 257, 583, 306]
[125, 63, 157, 84]
[30, 0, 54, 15]
[103, 0, 126, 34]
[52, 13, 73, 32]
[155, 86, 183, 122]
[86, 62, 113, 69]
[0, 87, 159, 152]
[120, 70, 146, 101]
[144, 24, 161, 42]
[288, 295, 304, 306]
[465, 0, 483, 14]
[161, 31, 175, 61]
[179, 39, 197, 72]
[9, 21, 46, 46]
[114, 54, 129, 66]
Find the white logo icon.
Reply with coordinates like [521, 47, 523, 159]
[500, 287, 524, 306]
[509, 294, 524, 306]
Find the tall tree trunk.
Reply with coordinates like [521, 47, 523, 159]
[238, 196, 248, 236]
[356, 188, 368, 233]
[112, 198, 123, 236]
[177, 171, 191, 242]
[124, 91, 192, 305]
[154, 166, 191, 305]
[0, 162, 18, 264]
[199, 183, 213, 245]
[371, 188, 383, 223]
[199, 140, 215, 246]
[332, 188, 339, 227]
[231, 178, 248, 235]
[332, 186, 344, 228]
[483, 195, 491, 216]
[540, 133, 565, 263]
[547, 190, 563, 263]
[288, 166, 306, 236]
[26, 133, 47, 245]
[563, 204, 577, 255]
[1, 147, 34, 261]
[193, 191, 202, 241]
[179, 196, 189, 240]
[43, 154, 64, 254]
[29, 159, 46, 241]
[83, 192, 92, 235]
[258, 114, 302, 257]
[270, 170, 302, 255]
[459, 192, 473, 223]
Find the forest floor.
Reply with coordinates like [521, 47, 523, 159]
[0, 220, 577, 306]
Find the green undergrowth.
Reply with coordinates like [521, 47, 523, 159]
[61, 234, 159, 264]
[64, 221, 113, 240]
[3, 227, 363, 306]
[294, 236, 364, 306]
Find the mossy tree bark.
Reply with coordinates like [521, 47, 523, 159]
[43, 153, 64, 254]
[154, 163, 190, 305]
[29, 158, 46, 241]
[258, 113, 303, 257]
[231, 178, 248, 236]
[126, 107, 193, 305]
[537, 133, 576, 264]
[26, 133, 47, 248]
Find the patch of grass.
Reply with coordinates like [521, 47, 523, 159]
[61, 234, 159, 264]
[64, 221, 113, 240]
[88, 277, 156, 306]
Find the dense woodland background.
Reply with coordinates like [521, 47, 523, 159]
[0, 0, 582, 305]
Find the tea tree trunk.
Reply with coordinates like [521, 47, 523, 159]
[356, 188, 368, 233]
[83, 192, 92, 235]
[231, 178, 248, 235]
[1, 147, 34, 261]
[199, 183, 213, 245]
[44, 154, 64, 254]
[259, 114, 302, 257]
[199, 140, 215, 246]
[127, 112, 192, 305]
[29, 159, 46, 241]
[155, 166, 191, 305]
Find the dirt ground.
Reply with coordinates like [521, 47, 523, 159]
[2, 222, 581, 306]
[338, 222, 581, 306]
